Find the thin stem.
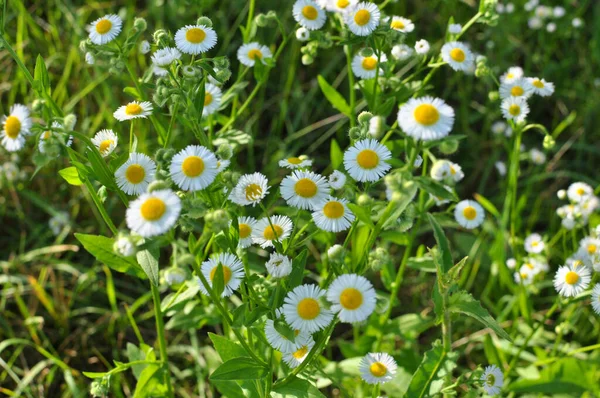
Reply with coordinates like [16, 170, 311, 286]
[129, 120, 135, 153]
[344, 44, 356, 126]
[151, 283, 174, 397]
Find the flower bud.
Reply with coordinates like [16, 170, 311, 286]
[216, 69, 232, 83]
[255, 13, 269, 27]
[557, 189, 566, 200]
[296, 27, 310, 42]
[31, 99, 44, 112]
[360, 47, 374, 57]
[182, 65, 199, 78]
[164, 267, 188, 286]
[348, 126, 362, 140]
[543, 135, 555, 149]
[207, 209, 230, 233]
[197, 17, 213, 28]
[357, 111, 373, 124]
[85, 52, 95, 65]
[114, 236, 136, 257]
[133, 17, 147, 32]
[368, 247, 391, 271]
[97, 186, 107, 203]
[139, 40, 151, 54]
[327, 244, 345, 261]
[147, 180, 171, 192]
[63, 114, 77, 131]
[368, 116, 385, 138]
[90, 379, 110, 397]
[153, 29, 169, 46]
[79, 40, 90, 52]
[217, 143, 233, 160]
[439, 139, 459, 154]
[301, 54, 314, 65]
[357, 193, 373, 207]
[488, 91, 499, 101]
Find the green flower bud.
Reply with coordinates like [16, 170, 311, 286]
[197, 16, 213, 28]
[327, 244, 345, 261]
[213, 56, 230, 69]
[90, 379, 109, 397]
[439, 139, 459, 154]
[147, 180, 171, 192]
[63, 114, 77, 131]
[133, 17, 147, 32]
[164, 267, 188, 286]
[357, 193, 373, 207]
[301, 54, 314, 65]
[216, 69, 232, 83]
[182, 65, 199, 78]
[79, 40, 90, 52]
[153, 29, 169, 46]
[360, 47, 374, 57]
[255, 13, 269, 27]
[488, 91, 499, 101]
[357, 111, 373, 124]
[348, 126, 362, 140]
[368, 247, 391, 271]
[216, 143, 233, 160]
[543, 135, 555, 149]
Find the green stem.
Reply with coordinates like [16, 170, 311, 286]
[129, 120, 135, 153]
[151, 283, 174, 397]
[344, 44, 356, 126]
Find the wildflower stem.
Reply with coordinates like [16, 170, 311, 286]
[129, 120, 135, 153]
[344, 44, 356, 126]
[163, 102, 180, 148]
[150, 283, 174, 397]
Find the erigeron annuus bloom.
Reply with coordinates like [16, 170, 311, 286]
[591, 284, 600, 315]
[175, 25, 217, 55]
[282, 284, 333, 333]
[229, 172, 269, 206]
[529, 148, 546, 165]
[567, 182, 592, 203]
[237, 42, 272, 67]
[91, 129, 118, 157]
[578, 237, 600, 258]
[328, 170, 346, 189]
[114, 101, 153, 121]
[49, 212, 70, 236]
[391, 44, 414, 61]
[312, 196, 355, 232]
[235, 216, 257, 248]
[398, 97, 455, 141]
[351, 53, 387, 79]
[279, 156, 312, 169]
[87, 14, 122, 45]
[318, 0, 357, 13]
[282, 334, 315, 368]
[252, 215, 293, 248]
[431, 160, 451, 181]
[202, 83, 222, 117]
[266, 252, 293, 278]
[343, 139, 391, 182]
[501, 97, 529, 123]
[345, 2, 380, 36]
[170, 145, 218, 191]
[481, 365, 504, 396]
[500, 66, 524, 84]
[524, 233, 544, 254]
[126, 189, 181, 237]
[359, 353, 397, 385]
[139, 40, 151, 54]
[440, 41, 474, 72]
[448, 23, 462, 34]
[264, 317, 313, 353]
[295, 27, 310, 41]
[521, 257, 548, 276]
[38, 122, 73, 154]
[327, 274, 376, 323]
[280, 170, 330, 210]
[198, 252, 245, 298]
[85, 52, 95, 65]
[566, 252, 592, 271]
[216, 158, 230, 173]
[499, 78, 533, 99]
[449, 162, 464, 182]
[554, 264, 591, 297]
[293, 0, 327, 30]
[491, 121, 507, 135]
[414, 39, 430, 54]
[1, 104, 32, 152]
[151, 47, 181, 67]
[389, 16, 414, 33]
[514, 266, 534, 285]
[527, 77, 554, 97]
[455, 200, 485, 229]
[115, 153, 157, 195]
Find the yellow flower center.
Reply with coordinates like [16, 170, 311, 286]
[369, 362, 387, 377]
[339, 288, 363, 310]
[573, 260, 583, 268]
[508, 104, 521, 116]
[511, 86, 524, 96]
[577, 188, 585, 195]
[287, 157, 303, 165]
[391, 20, 405, 30]
[356, 149, 379, 169]
[140, 198, 166, 221]
[239, 223, 251, 239]
[210, 265, 232, 284]
[506, 73, 514, 79]
[204, 93, 213, 106]
[43, 131, 52, 139]
[99, 139, 114, 154]
[245, 183, 263, 201]
[125, 164, 145, 184]
[323, 201, 344, 219]
[462, 206, 477, 220]
[414, 104, 440, 126]
[532, 79, 544, 88]
[302, 5, 318, 20]
[565, 271, 579, 285]
[531, 241, 539, 247]
[297, 298, 320, 320]
[263, 224, 283, 240]
[186, 27, 206, 44]
[588, 244, 597, 254]
[361, 57, 377, 70]
[337, 0, 350, 8]
[248, 48, 263, 60]
[294, 178, 318, 198]
[95, 19, 112, 34]
[354, 9, 371, 26]
[449, 48, 465, 62]
[486, 374, 496, 386]
[4, 116, 21, 139]
[525, 263, 534, 270]
[293, 346, 309, 359]
[182, 156, 205, 177]
[125, 103, 143, 115]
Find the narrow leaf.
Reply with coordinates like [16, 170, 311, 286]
[317, 75, 351, 116]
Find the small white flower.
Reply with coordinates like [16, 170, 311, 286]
[391, 44, 414, 61]
[237, 42, 272, 67]
[528, 17, 543, 30]
[295, 27, 311, 41]
[553, 6, 566, 17]
[389, 16, 414, 33]
[546, 22, 556, 33]
[202, 83, 222, 117]
[481, 365, 504, 396]
[527, 77, 555, 97]
[91, 129, 118, 157]
[529, 148, 546, 165]
[328, 170, 347, 190]
[567, 182, 593, 203]
[266, 252, 293, 278]
[151, 47, 181, 67]
[293, 0, 327, 31]
[500, 66, 524, 84]
[88, 14, 122, 45]
[351, 53, 387, 79]
[499, 78, 533, 100]
[414, 39, 430, 54]
[344, 139, 391, 182]
[398, 96, 455, 141]
[126, 189, 181, 237]
[115, 153, 157, 196]
[572, 17, 583, 28]
[235, 216, 257, 248]
[359, 352, 397, 385]
[113, 101, 153, 121]
[524, 233, 544, 254]
[229, 172, 269, 206]
[345, 2, 380, 36]
[495, 161, 506, 176]
[506, 258, 517, 269]
[501, 97, 529, 123]
[170, 145, 219, 191]
[197, 252, 245, 298]
[491, 121, 507, 135]
[252, 215, 293, 248]
[1, 104, 32, 152]
[327, 274, 376, 323]
[139, 40, 151, 54]
[282, 334, 315, 368]
[85, 52, 95, 65]
[441, 41, 474, 72]
[280, 170, 330, 210]
[264, 316, 313, 353]
[175, 25, 217, 55]
[591, 284, 600, 315]
[454, 200, 485, 229]
[279, 156, 312, 170]
[554, 264, 591, 297]
[448, 23, 462, 34]
[312, 196, 355, 232]
[282, 284, 333, 333]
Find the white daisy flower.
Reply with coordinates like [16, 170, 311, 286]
[328, 170, 347, 190]
[481, 365, 504, 396]
[312, 196, 355, 232]
[524, 233, 544, 254]
[441, 41, 474, 72]
[506, 258, 517, 269]
[567, 182, 593, 203]
[528, 17, 543, 29]
[499, 77, 533, 99]
[345, 2, 380, 36]
[264, 318, 313, 353]
[198, 252, 245, 298]
[343, 139, 391, 182]
[126, 189, 181, 237]
[521, 257, 548, 276]
[85, 52, 95, 65]
[216, 159, 230, 173]
[295, 27, 311, 41]
[491, 121, 507, 135]
[202, 83, 222, 117]
[139, 40, 151, 54]
[572, 17, 583, 28]
[115, 153, 157, 196]
[318, 0, 357, 13]
[579, 237, 600, 258]
[229, 172, 269, 206]
[293, 0, 327, 31]
[266, 252, 293, 278]
[414, 39, 430, 54]
[359, 352, 397, 385]
[282, 284, 333, 333]
[500, 97, 529, 123]
[566, 252, 592, 271]
[398, 96, 455, 141]
[152, 64, 169, 77]
[514, 266, 534, 285]
[448, 23, 462, 34]
[252, 215, 293, 248]
[91, 129, 118, 157]
[389, 16, 414, 33]
[430, 160, 452, 181]
[169, 145, 218, 191]
[368, 115, 383, 137]
[529, 148, 546, 165]
[235, 216, 257, 248]
[527, 77, 554, 97]
[500, 66, 524, 84]
[151, 47, 181, 67]
[280, 170, 330, 210]
[591, 284, 600, 315]
[449, 162, 464, 182]
[113, 101, 153, 121]
[1, 104, 32, 152]
[237, 42, 273, 67]
[279, 156, 312, 169]
[87, 14, 122, 45]
[554, 264, 591, 298]
[174, 25, 217, 55]
[327, 274, 376, 323]
[38, 122, 73, 154]
[282, 335, 315, 368]
[351, 53, 387, 79]
[391, 44, 414, 61]
[454, 200, 485, 229]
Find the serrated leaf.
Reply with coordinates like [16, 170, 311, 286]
[209, 333, 249, 362]
[75, 233, 145, 279]
[136, 248, 160, 287]
[58, 167, 83, 186]
[448, 290, 511, 341]
[317, 75, 351, 116]
[427, 213, 453, 274]
[209, 358, 267, 381]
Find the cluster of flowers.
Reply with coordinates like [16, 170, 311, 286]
[556, 182, 599, 230]
[523, 1, 583, 31]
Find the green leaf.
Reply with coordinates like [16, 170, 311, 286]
[405, 340, 458, 398]
[375, 97, 396, 117]
[317, 75, 351, 116]
[507, 358, 596, 394]
[136, 248, 160, 287]
[426, 213, 453, 274]
[132, 364, 163, 398]
[473, 193, 500, 219]
[447, 290, 511, 341]
[382, 181, 418, 230]
[209, 358, 267, 381]
[75, 233, 145, 279]
[123, 86, 140, 98]
[271, 376, 326, 398]
[58, 167, 83, 186]
[273, 318, 296, 343]
[347, 203, 374, 228]
[289, 249, 308, 289]
[34, 55, 50, 94]
[330, 139, 343, 170]
[211, 262, 225, 297]
[414, 177, 457, 201]
[209, 333, 249, 362]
